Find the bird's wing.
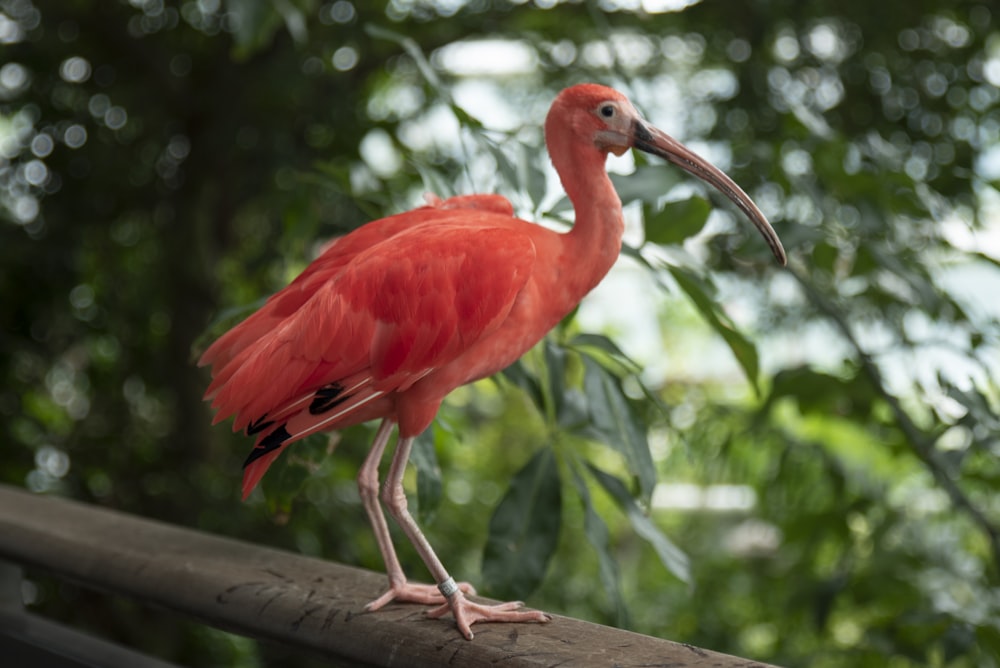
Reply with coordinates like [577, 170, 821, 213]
[199, 195, 516, 371]
[205, 218, 537, 434]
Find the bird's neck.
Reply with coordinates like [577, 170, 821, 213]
[553, 140, 625, 304]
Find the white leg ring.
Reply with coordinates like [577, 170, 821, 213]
[438, 576, 459, 598]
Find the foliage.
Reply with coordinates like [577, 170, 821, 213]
[2, 0, 999, 666]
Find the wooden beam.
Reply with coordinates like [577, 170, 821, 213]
[1, 560, 185, 668]
[0, 484, 775, 667]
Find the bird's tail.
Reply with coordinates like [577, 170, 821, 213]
[238, 379, 383, 501]
[241, 447, 286, 500]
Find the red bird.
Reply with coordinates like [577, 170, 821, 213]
[200, 84, 786, 639]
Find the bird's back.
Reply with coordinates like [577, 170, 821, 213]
[200, 194, 540, 436]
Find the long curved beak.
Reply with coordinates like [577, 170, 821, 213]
[633, 120, 787, 266]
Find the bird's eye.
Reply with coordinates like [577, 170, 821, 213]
[599, 104, 615, 118]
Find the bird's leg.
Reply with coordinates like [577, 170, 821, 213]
[358, 419, 406, 608]
[381, 435, 551, 640]
[358, 420, 473, 611]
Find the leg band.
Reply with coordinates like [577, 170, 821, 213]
[438, 576, 459, 598]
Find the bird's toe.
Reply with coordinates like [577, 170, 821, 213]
[366, 580, 476, 611]
[428, 591, 550, 640]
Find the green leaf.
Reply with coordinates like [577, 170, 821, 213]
[480, 140, 520, 193]
[544, 339, 567, 424]
[667, 263, 760, 394]
[224, 0, 309, 59]
[581, 356, 656, 503]
[482, 447, 562, 599]
[972, 250, 1000, 270]
[366, 24, 445, 95]
[811, 240, 840, 273]
[587, 464, 691, 585]
[500, 359, 545, 416]
[609, 165, 682, 205]
[225, 0, 281, 59]
[411, 160, 456, 201]
[570, 332, 641, 373]
[569, 333, 668, 412]
[570, 332, 632, 359]
[765, 365, 878, 419]
[518, 142, 548, 210]
[263, 432, 330, 515]
[975, 624, 1000, 666]
[644, 196, 712, 246]
[449, 103, 485, 131]
[411, 426, 443, 524]
[939, 377, 1000, 433]
[568, 460, 628, 626]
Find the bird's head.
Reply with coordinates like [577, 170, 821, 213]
[549, 83, 787, 266]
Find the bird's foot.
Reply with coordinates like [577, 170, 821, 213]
[427, 590, 552, 640]
[365, 579, 476, 612]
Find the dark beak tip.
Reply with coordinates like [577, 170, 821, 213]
[774, 244, 788, 266]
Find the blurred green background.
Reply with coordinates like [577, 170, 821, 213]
[3, 0, 1000, 665]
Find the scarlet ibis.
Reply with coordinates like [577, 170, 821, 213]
[200, 83, 786, 640]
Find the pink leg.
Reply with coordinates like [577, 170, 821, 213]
[357, 420, 474, 611]
[381, 435, 551, 640]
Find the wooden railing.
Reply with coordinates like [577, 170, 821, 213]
[0, 484, 776, 667]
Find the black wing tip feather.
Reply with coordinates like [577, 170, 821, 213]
[309, 382, 348, 415]
[246, 415, 275, 435]
[243, 381, 351, 470]
[243, 424, 291, 469]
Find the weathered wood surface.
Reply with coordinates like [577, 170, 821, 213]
[0, 483, 776, 667]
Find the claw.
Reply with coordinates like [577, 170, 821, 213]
[427, 590, 551, 640]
